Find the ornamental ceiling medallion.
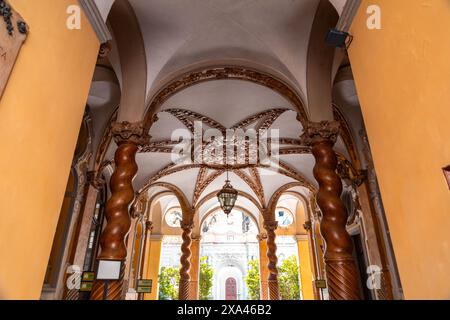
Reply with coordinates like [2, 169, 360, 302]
[0, 0, 28, 99]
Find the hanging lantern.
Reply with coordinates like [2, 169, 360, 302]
[217, 171, 238, 216]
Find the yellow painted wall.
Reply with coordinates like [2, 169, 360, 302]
[258, 239, 269, 300]
[297, 239, 314, 300]
[0, 0, 99, 299]
[143, 238, 163, 300]
[349, 0, 450, 299]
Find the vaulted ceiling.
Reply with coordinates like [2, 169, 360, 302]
[87, 0, 356, 215]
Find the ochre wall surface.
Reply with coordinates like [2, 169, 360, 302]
[349, 0, 450, 299]
[0, 0, 99, 299]
[143, 237, 163, 300]
[297, 238, 314, 300]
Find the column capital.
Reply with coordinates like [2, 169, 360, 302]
[180, 220, 194, 231]
[263, 220, 278, 231]
[295, 234, 309, 241]
[300, 121, 340, 146]
[149, 234, 163, 241]
[256, 233, 267, 241]
[131, 192, 148, 218]
[111, 121, 151, 146]
[303, 220, 312, 231]
[146, 221, 154, 232]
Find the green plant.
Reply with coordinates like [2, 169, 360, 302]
[278, 255, 300, 300]
[158, 265, 180, 300]
[245, 259, 260, 300]
[199, 256, 214, 300]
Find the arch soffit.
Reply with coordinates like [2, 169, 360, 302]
[199, 205, 261, 234]
[141, 65, 310, 130]
[195, 189, 262, 214]
[266, 182, 313, 220]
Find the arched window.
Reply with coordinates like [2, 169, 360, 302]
[275, 208, 294, 227]
[165, 208, 182, 227]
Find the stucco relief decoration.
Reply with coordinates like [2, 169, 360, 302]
[0, 0, 27, 99]
[300, 121, 340, 146]
[111, 121, 151, 146]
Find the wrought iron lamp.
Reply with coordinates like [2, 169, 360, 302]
[217, 170, 238, 216]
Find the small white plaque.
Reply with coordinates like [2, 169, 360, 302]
[96, 260, 122, 280]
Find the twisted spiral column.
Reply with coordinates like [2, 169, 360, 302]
[179, 220, 194, 300]
[264, 220, 280, 300]
[90, 141, 138, 300]
[302, 121, 361, 300]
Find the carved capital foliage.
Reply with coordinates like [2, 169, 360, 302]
[180, 220, 194, 231]
[303, 220, 312, 231]
[263, 220, 278, 231]
[146, 221, 154, 232]
[337, 158, 367, 187]
[111, 121, 151, 146]
[191, 234, 202, 241]
[300, 121, 340, 146]
[131, 192, 148, 218]
[256, 233, 268, 241]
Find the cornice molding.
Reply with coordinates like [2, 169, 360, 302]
[78, 0, 112, 44]
[336, 0, 362, 32]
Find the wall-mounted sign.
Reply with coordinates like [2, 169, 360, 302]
[136, 279, 152, 293]
[0, 0, 28, 100]
[79, 271, 95, 292]
[82, 271, 95, 282]
[80, 282, 93, 292]
[315, 279, 327, 289]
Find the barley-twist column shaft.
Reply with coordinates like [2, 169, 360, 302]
[264, 220, 280, 300]
[179, 220, 194, 300]
[90, 121, 149, 300]
[301, 121, 361, 300]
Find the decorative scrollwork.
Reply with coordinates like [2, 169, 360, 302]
[111, 121, 151, 146]
[0, 1, 27, 36]
[144, 66, 308, 130]
[337, 156, 367, 187]
[300, 121, 340, 146]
